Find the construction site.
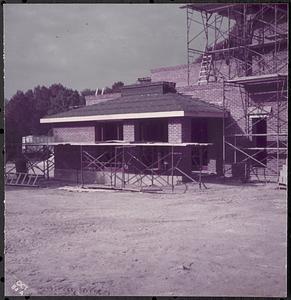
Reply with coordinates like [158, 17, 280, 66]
[5, 3, 288, 297]
[5, 3, 288, 191]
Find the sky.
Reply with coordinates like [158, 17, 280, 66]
[4, 4, 192, 99]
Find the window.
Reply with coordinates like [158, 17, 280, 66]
[191, 119, 208, 143]
[191, 119, 208, 167]
[138, 119, 168, 142]
[95, 122, 123, 141]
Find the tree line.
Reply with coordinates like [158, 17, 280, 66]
[5, 81, 124, 160]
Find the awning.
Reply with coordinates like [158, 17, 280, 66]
[226, 73, 287, 86]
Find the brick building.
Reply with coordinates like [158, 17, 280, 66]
[40, 81, 226, 185]
[38, 3, 288, 186]
[149, 3, 288, 181]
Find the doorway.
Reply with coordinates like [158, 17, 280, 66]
[252, 117, 267, 165]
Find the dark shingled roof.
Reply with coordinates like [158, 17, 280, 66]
[42, 92, 224, 119]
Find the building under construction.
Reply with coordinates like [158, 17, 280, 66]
[8, 3, 288, 190]
[151, 3, 288, 182]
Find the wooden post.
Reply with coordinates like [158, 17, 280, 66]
[171, 146, 174, 193]
[114, 147, 117, 187]
[186, 7, 190, 86]
[80, 145, 84, 187]
[101, 126, 104, 141]
[122, 146, 125, 188]
[43, 148, 46, 178]
[199, 147, 202, 189]
[234, 135, 237, 163]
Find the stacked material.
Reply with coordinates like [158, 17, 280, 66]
[279, 162, 287, 189]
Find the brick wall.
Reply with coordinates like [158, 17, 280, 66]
[207, 118, 223, 175]
[53, 126, 95, 143]
[123, 121, 135, 142]
[167, 117, 192, 180]
[151, 64, 200, 87]
[223, 84, 288, 178]
[168, 119, 181, 144]
[177, 83, 224, 107]
[167, 118, 191, 144]
[252, 50, 288, 75]
[150, 59, 236, 86]
[248, 87, 288, 138]
[151, 48, 287, 87]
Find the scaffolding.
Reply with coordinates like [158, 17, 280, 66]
[79, 142, 210, 192]
[184, 3, 288, 82]
[6, 140, 211, 192]
[183, 3, 288, 181]
[5, 137, 55, 187]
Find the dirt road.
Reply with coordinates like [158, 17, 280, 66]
[5, 183, 287, 296]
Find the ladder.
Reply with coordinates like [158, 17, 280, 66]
[5, 172, 42, 187]
[197, 53, 213, 85]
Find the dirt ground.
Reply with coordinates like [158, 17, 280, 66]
[5, 182, 287, 297]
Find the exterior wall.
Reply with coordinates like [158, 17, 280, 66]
[248, 91, 287, 178]
[207, 118, 223, 175]
[53, 126, 95, 143]
[54, 145, 81, 170]
[177, 83, 224, 107]
[168, 117, 191, 144]
[150, 59, 236, 87]
[222, 84, 288, 179]
[252, 19, 287, 76]
[224, 85, 248, 135]
[54, 168, 183, 186]
[252, 49, 288, 75]
[151, 64, 200, 87]
[54, 169, 103, 184]
[123, 121, 135, 142]
[168, 117, 193, 181]
[168, 118, 183, 144]
[151, 48, 287, 88]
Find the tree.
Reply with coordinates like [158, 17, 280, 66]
[111, 81, 124, 93]
[5, 83, 85, 160]
[81, 88, 96, 97]
[101, 81, 124, 94]
[104, 87, 113, 94]
[5, 90, 33, 159]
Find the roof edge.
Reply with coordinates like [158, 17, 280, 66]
[40, 111, 186, 123]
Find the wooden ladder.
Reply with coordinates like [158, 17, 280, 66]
[197, 53, 213, 85]
[5, 172, 41, 187]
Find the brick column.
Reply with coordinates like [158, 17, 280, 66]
[168, 117, 191, 143]
[207, 118, 223, 175]
[168, 118, 182, 143]
[168, 117, 192, 182]
[123, 121, 135, 142]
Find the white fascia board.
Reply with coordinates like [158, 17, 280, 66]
[40, 111, 185, 124]
[185, 111, 226, 118]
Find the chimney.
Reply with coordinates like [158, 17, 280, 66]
[137, 77, 151, 84]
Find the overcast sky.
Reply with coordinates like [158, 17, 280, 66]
[4, 4, 195, 99]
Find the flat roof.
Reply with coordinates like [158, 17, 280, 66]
[226, 73, 287, 85]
